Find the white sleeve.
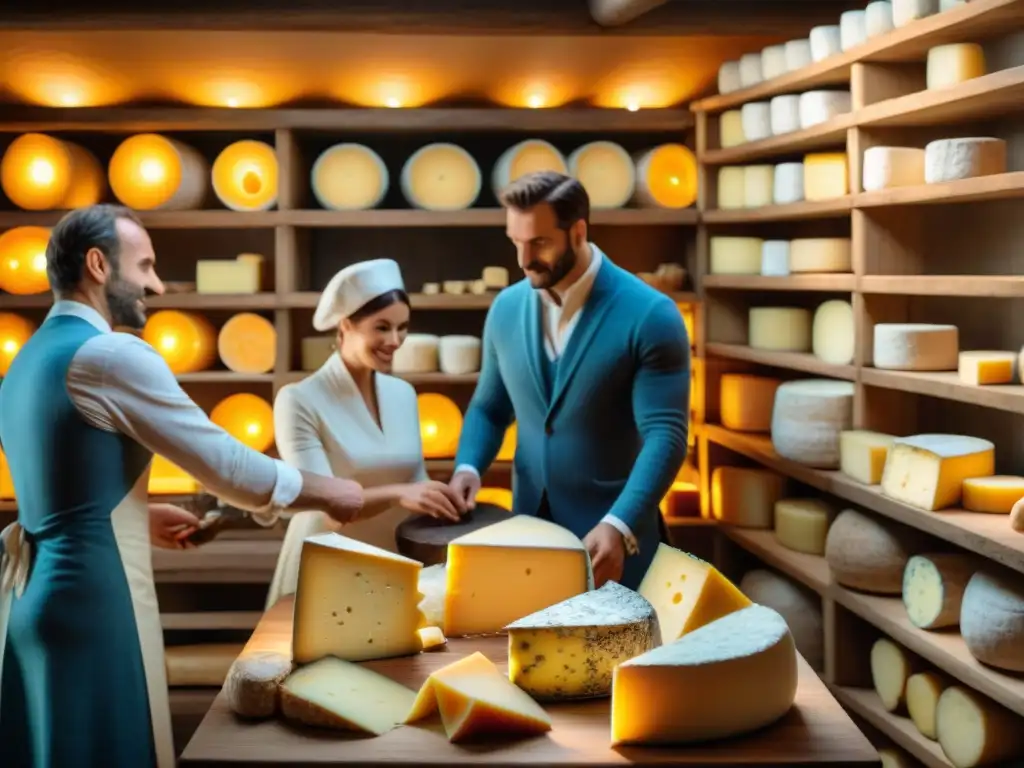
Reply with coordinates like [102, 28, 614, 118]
[66, 333, 303, 521]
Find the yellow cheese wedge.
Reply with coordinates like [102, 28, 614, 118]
[417, 626, 447, 651]
[958, 351, 1015, 386]
[880, 434, 995, 511]
[840, 430, 896, 485]
[406, 651, 495, 722]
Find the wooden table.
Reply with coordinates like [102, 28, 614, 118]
[181, 598, 879, 767]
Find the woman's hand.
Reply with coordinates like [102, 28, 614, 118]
[397, 481, 466, 522]
[149, 503, 201, 549]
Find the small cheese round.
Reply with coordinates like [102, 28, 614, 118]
[773, 163, 804, 205]
[392, 333, 440, 374]
[873, 323, 958, 371]
[633, 144, 698, 209]
[224, 652, 293, 718]
[826, 509, 917, 594]
[311, 143, 389, 211]
[799, 91, 852, 130]
[438, 335, 481, 375]
[936, 686, 1024, 768]
[866, 2, 895, 37]
[789, 238, 851, 273]
[840, 10, 867, 50]
[720, 374, 781, 432]
[711, 466, 786, 528]
[761, 45, 788, 80]
[902, 553, 975, 629]
[739, 52, 763, 87]
[812, 300, 855, 365]
[962, 476, 1024, 514]
[710, 237, 763, 275]
[924, 137, 1007, 184]
[567, 141, 635, 209]
[784, 39, 813, 71]
[720, 110, 746, 148]
[771, 379, 854, 468]
[809, 25, 842, 62]
[743, 165, 774, 208]
[749, 307, 811, 352]
[960, 570, 1024, 673]
[870, 637, 916, 711]
[761, 241, 790, 276]
[492, 140, 567, 198]
[741, 102, 772, 142]
[769, 95, 801, 135]
[906, 671, 947, 739]
[401, 143, 481, 210]
[926, 43, 986, 90]
[718, 61, 742, 94]
[863, 146, 926, 191]
[894, 0, 939, 27]
[739, 569, 824, 671]
[774, 498, 833, 556]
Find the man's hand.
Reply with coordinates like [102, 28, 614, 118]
[448, 470, 481, 512]
[583, 522, 626, 588]
[149, 503, 200, 549]
[397, 481, 465, 522]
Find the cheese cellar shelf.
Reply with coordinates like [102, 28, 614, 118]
[704, 344, 857, 380]
[720, 526, 832, 595]
[703, 274, 857, 292]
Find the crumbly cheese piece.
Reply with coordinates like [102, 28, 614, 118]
[280, 656, 417, 735]
[638, 544, 752, 644]
[720, 110, 746, 148]
[761, 240, 791, 276]
[906, 671, 948, 739]
[799, 91, 852, 130]
[739, 53, 763, 88]
[438, 335, 481, 375]
[444, 516, 591, 637]
[311, 143, 389, 210]
[761, 45, 788, 80]
[391, 333, 440, 374]
[292, 533, 430, 664]
[958, 350, 1015, 386]
[960, 570, 1024, 673]
[710, 237, 763, 275]
[840, 430, 896, 485]
[812, 299, 855, 365]
[719, 373, 781, 432]
[963, 475, 1024, 514]
[491, 140, 566, 197]
[866, 1, 895, 37]
[925, 138, 1007, 184]
[718, 166, 746, 209]
[773, 162, 804, 204]
[567, 141, 635, 209]
[840, 10, 867, 50]
[741, 102, 772, 142]
[926, 43, 986, 90]
[871, 637, 919, 711]
[803, 153, 849, 200]
[936, 686, 1024, 768]
[863, 146, 926, 191]
[401, 143, 481, 211]
[788, 238, 852, 272]
[748, 307, 811, 351]
[774, 498, 834, 556]
[893, 0, 938, 27]
[826, 509, 920, 594]
[873, 323, 959, 371]
[769, 95, 801, 135]
[505, 581, 658, 700]
[610, 605, 797, 746]
[481, 266, 509, 290]
[880, 434, 995, 511]
[417, 626, 447, 651]
[744, 165, 774, 207]
[784, 39, 813, 71]
[809, 25, 842, 61]
[739, 569, 824, 671]
[903, 553, 975, 629]
[711, 466, 786, 528]
[224, 652, 293, 718]
[417, 563, 446, 626]
[718, 61, 742, 94]
[770, 379, 854, 468]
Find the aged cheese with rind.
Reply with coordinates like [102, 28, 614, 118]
[863, 146, 926, 191]
[492, 140, 567, 197]
[774, 498, 834, 556]
[741, 102, 772, 142]
[936, 685, 1024, 768]
[224, 652, 293, 718]
[925, 138, 1007, 184]
[392, 333, 440, 374]
[568, 141, 635, 209]
[871, 637, 919, 711]
[873, 323, 959, 371]
[773, 163, 804, 205]
[893, 0, 938, 27]
[744, 165, 774, 207]
[761, 45, 788, 80]
[906, 671, 948, 739]
[633, 144, 698, 209]
[963, 475, 1024, 514]
[840, 10, 867, 50]
[866, 1, 895, 37]
[840, 430, 896, 485]
[311, 143, 389, 211]
[417, 563, 446, 626]
[711, 466, 786, 528]
[739, 53, 763, 88]
[196, 258, 261, 294]
[505, 581, 658, 700]
[826, 509, 920, 594]
[809, 25, 842, 61]
[761, 240, 790, 276]
[785, 39, 813, 71]
[748, 307, 811, 352]
[610, 604, 798, 746]
[481, 266, 509, 290]
[401, 143, 481, 211]
[710, 237, 763, 275]
[739, 569, 824, 671]
[769, 95, 801, 135]
[771, 379, 854, 468]
[812, 299, 855, 365]
[958, 350, 1015, 386]
[927, 43, 986, 90]
[789, 238, 851, 273]
[960, 570, 1024, 673]
[903, 553, 975, 629]
[438, 335, 481, 375]
[718, 167, 746, 209]
[720, 110, 746, 148]
[880, 434, 995, 511]
[803, 153, 848, 200]
[720, 373, 781, 432]
[718, 61, 741, 94]
[799, 91, 852, 129]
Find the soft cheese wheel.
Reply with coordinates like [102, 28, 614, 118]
[866, 1, 896, 37]
[906, 671, 948, 739]
[761, 45, 788, 80]
[743, 165, 774, 208]
[311, 143, 389, 211]
[401, 143, 481, 211]
[392, 334, 439, 374]
[108, 133, 208, 211]
[803, 153, 849, 200]
[812, 300, 855, 365]
[718, 61, 742, 94]
[217, 312, 276, 374]
[741, 102, 772, 143]
[960, 570, 1024, 673]
[717, 167, 746, 209]
[748, 307, 811, 352]
[840, 430, 896, 485]
[771, 379, 854, 468]
[863, 146, 926, 191]
[438, 335, 481, 375]
[774, 498, 833, 556]
[963, 476, 1024, 513]
[825, 509, 919, 593]
[924, 138, 1007, 184]
[958, 350, 1015, 386]
[936, 686, 1024, 768]
[840, 10, 868, 50]
[481, 266, 508, 290]
[873, 324, 958, 371]
[567, 141, 635, 209]
[739, 569, 824, 671]
[903, 553, 975, 629]
[720, 374, 781, 432]
[224, 652, 293, 718]
[769, 95, 801, 136]
[143, 310, 217, 375]
[720, 110, 746, 148]
[790, 238, 852, 273]
[893, 0, 938, 27]
[211, 140, 279, 212]
[633, 144, 698, 209]
[784, 39, 813, 71]
[710, 237, 763, 275]
[761, 241, 790, 276]
[492, 140, 567, 198]
[711, 466, 786, 528]
[773, 162, 804, 205]
[871, 637, 918, 711]
[799, 91, 852, 129]
[739, 53, 763, 88]
[809, 25, 842, 61]
[881, 434, 995, 511]
[926, 43, 986, 90]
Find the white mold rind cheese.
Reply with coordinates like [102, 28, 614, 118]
[718, 61, 742, 94]
[739, 569, 824, 671]
[873, 323, 958, 371]
[799, 91, 852, 130]
[401, 143, 481, 211]
[863, 146, 926, 191]
[866, 1, 895, 37]
[871, 637, 919, 712]
[826, 509, 920, 594]
[761, 240, 790, 277]
[438, 335, 481, 375]
[771, 379, 854, 468]
[902, 553, 976, 630]
[812, 300, 855, 366]
[893, 0, 939, 27]
[739, 53, 764, 88]
[773, 163, 804, 205]
[761, 45, 788, 80]
[392, 333, 440, 374]
[711, 466, 786, 528]
[840, 10, 867, 51]
[960, 570, 1024, 673]
[924, 138, 1007, 184]
[784, 40, 813, 71]
[936, 685, 1024, 768]
[224, 652, 293, 718]
[809, 26, 842, 61]
[769, 95, 801, 135]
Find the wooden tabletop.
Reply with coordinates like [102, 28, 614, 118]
[181, 598, 879, 767]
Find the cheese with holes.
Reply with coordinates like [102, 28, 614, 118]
[799, 91, 852, 129]
[881, 434, 995, 510]
[610, 604, 797, 746]
[879, 748, 913, 768]
[840, 10, 867, 50]
[771, 379, 855, 468]
[392, 333, 440, 374]
[773, 163, 804, 204]
[960, 570, 1024, 673]
[963, 476, 1024, 513]
[718, 61, 741, 94]
[224, 652, 293, 718]
[748, 307, 811, 351]
[810, 25, 842, 61]
[925, 138, 1007, 184]
[492, 140, 567, 197]
[826, 509, 920, 593]
[444, 516, 591, 637]
[804, 153, 849, 200]
[785, 39, 813, 70]
[438, 335, 481, 375]
[866, 1, 895, 37]
[761, 45, 788, 80]
[741, 102, 772, 142]
[568, 141, 635, 209]
[292, 533, 429, 664]
[812, 300, 855, 365]
[633, 144, 698, 209]
[505, 581, 658, 700]
[711, 467, 786, 528]
[789, 238, 852, 272]
[874, 324, 958, 371]
[739, 569, 824, 670]
[638, 544, 752, 644]
[893, 0, 938, 26]
[871, 637, 919, 711]
[739, 53, 763, 88]
[710, 237, 763, 275]
[936, 686, 1024, 768]
[401, 143, 481, 211]
[769, 95, 801, 135]
[311, 143, 389, 210]
[720, 373, 781, 431]
[863, 146, 926, 191]
[762, 240, 790, 276]
[482, 266, 509, 290]
[196, 258, 261, 294]
[280, 656, 417, 734]
[903, 553, 975, 629]
[906, 671, 948, 739]
[840, 430, 896, 485]
[958, 350, 1015, 386]
[774, 498, 834, 556]
[744, 165, 774, 207]
[720, 110, 746, 148]
[718, 167, 746, 209]
[927, 43, 986, 90]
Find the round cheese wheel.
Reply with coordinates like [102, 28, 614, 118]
[789, 238, 851, 273]
[217, 312, 277, 374]
[739, 569, 824, 671]
[311, 143, 389, 211]
[719, 374, 781, 432]
[633, 144, 697, 209]
[936, 685, 1024, 768]
[212, 140, 279, 212]
[392, 334, 440, 374]
[812, 300, 855, 365]
[711, 466, 785, 528]
[567, 141, 635, 209]
[960, 570, 1024, 673]
[870, 637, 917, 711]
[224, 652, 293, 718]
[492, 140, 567, 198]
[902, 553, 975, 630]
[774, 498, 834, 556]
[401, 143, 481, 211]
[109, 133, 208, 210]
[771, 379, 854, 468]
[873, 323, 958, 371]
[1, 133, 104, 211]
[142, 310, 217, 375]
[906, 671, 948, 739]
[0, 226, 50, 295]
[748, 307, 811, 352]
[438, 335, 481, 375]
[924, 137, 1007, 184]
[825, 509, 919, 594]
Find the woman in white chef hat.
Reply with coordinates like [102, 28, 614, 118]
[265, 258, 466, 607]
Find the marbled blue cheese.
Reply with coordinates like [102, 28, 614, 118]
[504, 581, 659, 700]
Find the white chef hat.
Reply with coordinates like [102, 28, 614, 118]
[312, 258, 406, 331]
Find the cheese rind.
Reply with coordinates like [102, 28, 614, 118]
[809, 25, 842, 61]
[840, 430, 895, 485]
[799, 91, 852, 129]
[769, 95, 801, 135]
[311, 143, 389, 211]
[567, 141, 635, 209]
[761, 240, 790, 276]
[871, 637, 918, 711]
[739, 53, 763, 88]
[761, 45, 788, 80]
[718, 61, 741, 94]
[741, 102, 772, 142]
[719, 374, 781, 432]
[873, 323, 958, 371]
[773, 163, 804, 205]
[936, 685, 1024, 768]
[224, 652, 293, 718]
[770, 379, 854, 468]
[803, 153, 848, 200]
[774, 498, 833, 556]
[492, 140, 567, 197]
[866, 1, 895, 37]
[880, 434, 995, 511]
[958, 350, 1015, 386]
[840, 10, 867, 50]
[960, 570, 1024, 673]
[863, 146, 926, 191]
[710, 237, 763, 275]
[789, 238, 851, 272]
[438, 335, 481, 375]
[720, 110, 746, 148]
[893, 0, 938, 26]
[748, 307, 811, 352]
[401, 143, 481, 211]
[392, 333, 440, 374]
[925, 138, 1007, 184]
[739, 569, 824, 671]
[906, 671, 947, 739]
[711, 466, 786, 528]
[743, 165, 774, 207]
[962, 475, 1024, 514]
[826, 509, 918, 594]
[812, 299, 855, 365]
[926, 43, 986, 90]
[902, 553, 975, 629]
[784, 39, 813, 71]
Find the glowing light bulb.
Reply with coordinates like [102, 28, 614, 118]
[626, 101, 641, 112]
[159, 335, 178, 352]
[246, 422, 261, 436]
[2, 340, 17, 355]
[423, 422, 438, 439]
[139, 158, 165, 184]
[32, 252, 46, 271]
[670, 176, 680, 185]
[225, 97, 240, 108]
[58, 91, 82, 107]
[384, 96, 402, 108]
[526, 93, 545, 109]
[28, 159, 55, 186]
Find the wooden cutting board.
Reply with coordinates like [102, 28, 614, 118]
[395, 503, 510, 564]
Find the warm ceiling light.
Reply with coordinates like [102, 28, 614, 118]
[384, 96, 402, 108]
[526, 93, 545, 109]
[626, 101, 641, 111]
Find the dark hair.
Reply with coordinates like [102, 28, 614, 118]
[46, 204, 143, 295]
[499, 171, 590, 229]
[347, 288, 411, 323]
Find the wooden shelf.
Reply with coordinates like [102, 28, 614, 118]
[719, 526, 831, 595]
[859, 275, 1024, 297]
[704, 344, 857, 380]
[702, 198, 853, 223]
[282, 208, 698, 228]
[701, 116, 853, 166]
[855, 172, 1024, 208]
[161, 611, 263, 631]
[277, 371, 480, 386]
[861, 368, 1024, 416]
[0, 210, 276, 229]
[703, 274, 856, 292]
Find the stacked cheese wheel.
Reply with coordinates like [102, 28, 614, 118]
[717, 153, 848, 209]
[722, 90, 851, 148]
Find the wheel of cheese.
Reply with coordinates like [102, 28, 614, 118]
[739, 569, 824, 671]
[165, 643, 245, 687]
[743, 165, 774, 208]
[718, 166, 745, 209]
[438, 335, 481, 375]
[741, 102, 772, 143]
[926, 43, 986, 90]
[311, 143, 389, 211]
[784, 39, 813, 71]
[710, 237, 762, 275]
[803, 153, 849, 201]
[210, 393, 275, 453]
[492, 140, 567, 198]
[799, 91, 852, 130]
[392, 334, 440, 374]
[224, 651, 293, 718]
[395, 503, 510, 565]
[401, 143, 481, 211]
[1, 132, 104, 211]
[738, 53, 763, 87]
[960, 570, 1024, 673]
[840, 10, 867, 50]
[773, 163, 804, 205]
[902, 553, 975, 629]
[761, 241, 790, 276]
[711, 466, 786, 528]
[633, 144, 697, 209]
[962, 476, 1024, 513]
[771, 379, 854, 468]
[717, 61, 741, 94]
[567, 141, 635, 209]
[870, 637, 918, 712]
[142, 310, 217, 375]
[825, 509, 920, 594]
[217, 312, 277, 374]
[809, 25, 842, 61]
[924, 138, 1007, 184]
[212, 140, 279, 212]
[866, 2, 895, 37]
[0, 226, 50, 295]
[906, 671, 948, 739]
[481, 266, 509, 290]
[719, 374, 781, 432]
[720, 110, 746, 148]
[936, 686, 1024, 768]
[863, 146, 926, 191]
[893, 0, 938, 27]
[789, 238, 851, 273]
[812, 300, 855, 366]
[774, 498, 834, 556]
[769, 95, 800, 136]
[749, 307, 811, 352]
[109, 134, 208, 210]
[873, 323, 958, 371]
[761, 45, 788, 80]
[417, 392, 462, 458]
[0, 313, 36, 376]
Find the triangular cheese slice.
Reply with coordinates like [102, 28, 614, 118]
[406, 652, 495, 722]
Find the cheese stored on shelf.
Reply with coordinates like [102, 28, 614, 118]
[873, 323, 959, 371]
[871, 637, 918, 711]
[748, 307, 811, 351]
[906, 671, 948, 739]
[720, 110, 746, 148]
[610, 604, 798, 746]
[444, 516, 591, 637]
[108, 134, 208, 211]
[1013, 497, 1024, 533]
[743, 165, 774, 207]
[482, 266, 509, 290]
[761, 45, 788, 80]
[217, 312, 276, 375]
[799, 91, 852, 129]
[936, 686, 1024, 768]
[840, 429, 896, 485]
[789, 238, 851, 273]
[785, 39, 813, 71]
[809, 25, 842, 61]
[866, 1, 896, 37]
[717, 167, 746, 209]
[774, 498, 834, 556]
[761, 240, 790, 276]
[962, 475, 1024, 513]
[960, 570, 1024, 673]
[633, 144, 698, 209]
[739, 569, 824, 671]
[925, 138, 1007, 184]
[401, 143, 481, 211]
[422, 282, 440, 294]
[492, 140, 567, 197]
[392, 333, 440, 374]
[739, 53, 763, 88]
[826, 509, 918, 593]
[506, 581, 658, 700]
[196, 258, 262, 294]
[443, 280, 467, 295]
[438, 335, 481, 375]
[939, 0, 965, 7]
[958, 350, 1015, 386]
[771, 379, 854, 468]
[710, 237, 763, 275]
[840, 10, 867, 50]
[926, 43, 986, 90]
[803, 153, 849, 200]
[711, 466, 786, 528]
[903, 553, 974, 630]
[165, 643, 243, 687]
[311, 143, 389, 211]
[718, 61, 742, 94]
[740, 102, 772, 142]
[769, 95, 801, 135]
[720, 373, 781, 432]
[773, 163, 804, 205]
[812, 299, 855, 365]
[863, 146, 926, 191]
[880, 434, 995, 511]
[224, 652, 293, 718]
[567, 141, 635, 209]
[893, 0, 938, 26]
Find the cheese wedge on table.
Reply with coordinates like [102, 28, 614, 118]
[880, 434, 995, 511]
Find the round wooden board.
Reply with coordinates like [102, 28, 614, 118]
[395, 503, 511, 565]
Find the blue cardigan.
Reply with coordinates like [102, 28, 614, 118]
[454, 253, 691, 588]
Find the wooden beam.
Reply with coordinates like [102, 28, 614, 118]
[589, 0, 669, 27]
